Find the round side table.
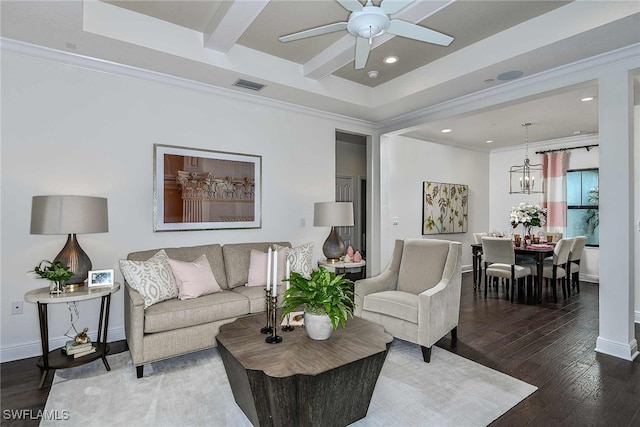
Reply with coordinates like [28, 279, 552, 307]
[25, 283, 120, 388]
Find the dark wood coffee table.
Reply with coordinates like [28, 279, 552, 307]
[216, 314, 393, 427]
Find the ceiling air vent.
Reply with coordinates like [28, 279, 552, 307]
[233, 79, 266, 91]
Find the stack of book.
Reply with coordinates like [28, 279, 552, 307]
[63, 340, 96, 359]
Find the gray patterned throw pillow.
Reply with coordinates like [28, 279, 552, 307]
[119, 249, 179, 308]
[275, 242, 314, 279]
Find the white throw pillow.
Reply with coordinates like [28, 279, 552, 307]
[275, 242, 314, 279]
[119, 249, 179, 308]
[167, 254, 221, 300]
[246, 247, 288, 287]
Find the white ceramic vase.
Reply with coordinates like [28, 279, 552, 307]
[304, 311, 333, 340]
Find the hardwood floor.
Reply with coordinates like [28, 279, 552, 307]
[2, 273, 638, 426]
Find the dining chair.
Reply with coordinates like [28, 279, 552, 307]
[568, 236, 588, 294]
[539, 231, 563, 243]
[481, 237, 531, 302]
[530, 237, 574, 302]
[473, 232, 488, 244]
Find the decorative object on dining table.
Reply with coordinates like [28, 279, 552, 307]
[281, 267, 354, 340]
[510, 202, 547, 239]
[422, 181, 469, 234]
[509, 123, 545, 194]
[513, 234, 522, 247]
[31, 260, 74, 295]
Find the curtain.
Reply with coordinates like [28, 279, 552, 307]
[542, 152, 568, 235]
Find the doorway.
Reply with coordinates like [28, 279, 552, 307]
[335, 131, 367, 257]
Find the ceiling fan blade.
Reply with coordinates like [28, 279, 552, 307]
[279, 22, 348, 42]
[380, 0, 413, 15]
[336, 0, 364, 13]
[388, 19, 454, 46]
[354, 36, 371, 69]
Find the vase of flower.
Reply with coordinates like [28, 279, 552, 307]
[510, 203, 547, 243]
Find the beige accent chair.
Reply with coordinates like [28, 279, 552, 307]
[481, 237, 531, 302]
[354, 239, 462, 363]
[531, 237, 575, 302]
[568, 236, 588, 293]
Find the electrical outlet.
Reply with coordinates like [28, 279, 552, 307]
[11, 301, 23, 315]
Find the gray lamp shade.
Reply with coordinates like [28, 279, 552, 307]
[30, 195, 109, 286]
[30, 195, 109, 235]
[313, 202, 354, 227]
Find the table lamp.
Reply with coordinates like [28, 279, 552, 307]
[314, 202, 354, 263]
[30, 195, 109, 289]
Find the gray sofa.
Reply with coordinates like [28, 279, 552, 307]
[124, 241, 290, 378]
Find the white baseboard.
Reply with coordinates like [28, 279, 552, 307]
[0, 326, 125, 363]
[579, 273, 599, 283]
[635, 311, 640, 324]
[595, 336, 639, 361]
[462, 265, 474, 274]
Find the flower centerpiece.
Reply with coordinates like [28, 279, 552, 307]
[510, 202, 547, 238]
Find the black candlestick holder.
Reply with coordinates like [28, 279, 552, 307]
[260, 289, 273, 334]
[282, 312, 294, 332]
[265, 296, 282, 344]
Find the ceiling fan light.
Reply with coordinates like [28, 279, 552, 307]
[347, 7, 390, 39]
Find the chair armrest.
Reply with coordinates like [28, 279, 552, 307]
[354, 269, 397, 316]
[123, 281, 145, 366]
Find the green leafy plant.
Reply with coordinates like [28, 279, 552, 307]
[585, 187, 599, 233]
[281, 267, 354, 330]
[32, 260, 74, 283]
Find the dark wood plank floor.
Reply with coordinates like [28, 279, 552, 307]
[2, 272, 638, 426]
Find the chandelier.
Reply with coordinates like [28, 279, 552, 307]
[509, 123, 544, 194]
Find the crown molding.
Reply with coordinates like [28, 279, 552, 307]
[378, 43, 640, 134]
[0, 37, 376, 130]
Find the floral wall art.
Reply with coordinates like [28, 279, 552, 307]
[422, 181, 468, 235]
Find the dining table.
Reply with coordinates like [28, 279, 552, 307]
[471, 242, 555, 303]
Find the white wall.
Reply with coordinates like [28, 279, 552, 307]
[635, 105, 640, 323]
[0, 52, 375, 361]
[489, 134, 600, 282]
[380, 135, 490, 271]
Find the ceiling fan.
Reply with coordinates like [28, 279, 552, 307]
[278, 0, 454, 70]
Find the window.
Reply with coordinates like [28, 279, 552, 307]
[566, 168, 598, 246]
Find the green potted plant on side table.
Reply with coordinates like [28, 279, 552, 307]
[281, 266, 354, 341]
[31, 260, 74, 294]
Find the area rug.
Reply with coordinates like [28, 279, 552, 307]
[41, 340, 536, 426]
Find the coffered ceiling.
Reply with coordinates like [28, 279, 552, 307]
[2, 0, 639, 149]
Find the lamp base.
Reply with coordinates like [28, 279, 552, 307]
[322, 227, 345, 263]
[55, 234, 92, 288]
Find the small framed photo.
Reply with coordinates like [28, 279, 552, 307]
[88, 269, 115, 287]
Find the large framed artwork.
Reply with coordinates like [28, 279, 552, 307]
[422, 181, 468, 235]
[154, 144, 261, 231]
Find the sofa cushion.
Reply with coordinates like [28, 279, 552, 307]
[246, 247, 288, 287]
[223, 242, 291, 288]
[119, 250, 179, 308]
[143, 290, 250, 334]
[397, 239, 450, 295]
[167, 255, 222, 300]
[128, 244, 228, 290]
[362, 290, 418, 324]
[275, 242, 314, 279]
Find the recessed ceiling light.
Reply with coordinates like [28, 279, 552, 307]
[484, 78, 495, 83]
[441, 128, 452, 133]
[485, 140, 493, 144]
[580, 97, 595, 102]
[573, 131, 582, 135]
[383, 56, 398, 64]
[367, 70, 379, 79]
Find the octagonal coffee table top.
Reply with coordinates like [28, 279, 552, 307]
[217, 314, 392, 378]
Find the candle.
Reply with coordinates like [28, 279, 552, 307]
[272, 250, 278, 296]
[266, 247, 272, 291]
[285, 259, 291, 291]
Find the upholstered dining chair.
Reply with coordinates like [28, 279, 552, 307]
[530, 237, 575, 302]
[354, 239, 462, 363]
[539, 231, 563, 243]
[481, 237, 531, 302]
[473, 232, 488, 244]
[568, 236, 588, 293]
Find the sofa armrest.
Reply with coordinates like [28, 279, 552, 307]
[417, 242, 462, 347]
[123, 281, 145, 366]
[354, 270, 398, 316]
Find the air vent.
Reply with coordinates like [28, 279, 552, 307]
[233, 79, 266, 91]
